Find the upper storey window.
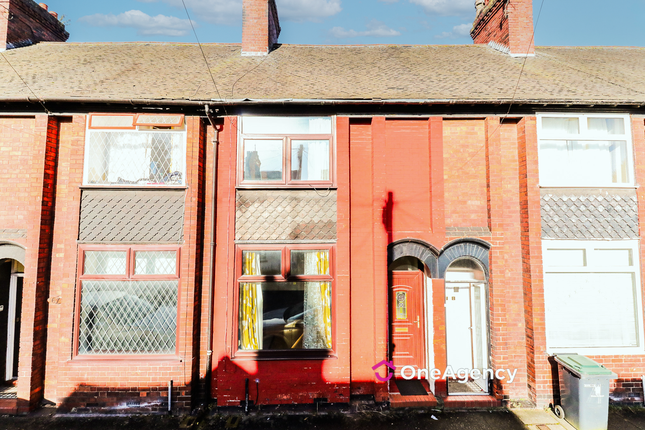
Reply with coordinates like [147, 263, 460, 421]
[238, 117, 335, 187]
[537, 114, 633, 187]
[84, 114, 186, 186]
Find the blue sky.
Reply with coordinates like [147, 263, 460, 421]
[46, 0, 645, 47]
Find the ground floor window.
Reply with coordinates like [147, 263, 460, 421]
[543, 240, 643, 353]
[76, 246, 180, 355]
[237, 245, 333, 352]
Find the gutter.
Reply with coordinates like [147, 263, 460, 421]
[1, 97, 643, 107]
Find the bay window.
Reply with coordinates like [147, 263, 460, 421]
[76, 246, 180, 355]
[236, 245, 334, 353]
[238, 116, 335, 187]
[543, 240, 644, 354]
[537, 114, 633, 186]
[84, 113, 186, 186]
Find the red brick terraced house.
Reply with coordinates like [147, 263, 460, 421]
[0, 0, 644, 415]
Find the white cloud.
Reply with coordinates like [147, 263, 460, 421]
[276, 0, 342, 22]
[137, 0, 341, 25]
[80, 10, 194, 37]
[330, 20, 401, 38]
[410, 0, 474, 17]
[435, 22, 471, 39]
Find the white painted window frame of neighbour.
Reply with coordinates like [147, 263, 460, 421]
[537, 113, 634, 188]
[543, 239, 645, 355]
[82, 115, 187, 187]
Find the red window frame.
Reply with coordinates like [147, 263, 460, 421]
[237, 119, 337, 188]
[233, 244, 336, 360]
[74, 244, 181, 360]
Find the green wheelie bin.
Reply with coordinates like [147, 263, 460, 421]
[554, 354, 617, 430]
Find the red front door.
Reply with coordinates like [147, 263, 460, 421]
[390, 270, 425, 378]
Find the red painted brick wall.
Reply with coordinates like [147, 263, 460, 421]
[212, 116, 350, 406]
[471, 0, 534, 55]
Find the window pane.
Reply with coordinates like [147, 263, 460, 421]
[243, 140, 283, 181]
[542, 117, 579, 135]
[445, 259, 485, 281]
[243, 117, 332, 135]
[86, 131, 184, 185]
[588, 117, 625, 135]
[242, 251, 281, 276]
[135, 251, 177, 275]
[594, 249, 632, 267]
[291, 140, 330, 181]
[539, 140, 629, 184]
[543, 249, 586, 267]
[291, 250, 330, 275]
[544, 273, 638, 348]
[84, 251, 127, 275]
[239, 282, 332, 350]
[78, 280, 177, 354]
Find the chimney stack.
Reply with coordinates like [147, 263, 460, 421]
[1, 0, 68, 51]
[242, 0, 281, 56]
[471, 0, 534, 57]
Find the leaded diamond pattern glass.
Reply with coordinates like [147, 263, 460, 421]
[84, 251, 127, 275]
[91, 115, 135, 128]
[135, 251, 177, 275]
[85, 131, 185, 185]
[78, 280, 177, 354]
[136, 114, 183, 126]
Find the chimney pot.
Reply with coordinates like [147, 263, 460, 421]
[49, 11, 58, 19]
[38, 3, 48, 11]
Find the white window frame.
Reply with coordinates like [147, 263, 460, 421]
[537, 113, 634, 188]
[543, 239, 645, 355]
[83, 115, 187, 187]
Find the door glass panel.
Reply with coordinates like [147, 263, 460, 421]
[396, 292, 407, 320]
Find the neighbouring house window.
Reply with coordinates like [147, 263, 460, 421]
[84, 114, 186, 186]
[237, 245, 333, 351]
[542, 240, 643, 353]
[76, 246, 180, 355]
[238, 116, 334, 187]
[537, 114, 633, 186]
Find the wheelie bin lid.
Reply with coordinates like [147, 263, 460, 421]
[554, 354, 617, 378]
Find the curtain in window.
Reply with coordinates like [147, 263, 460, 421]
[240, 252, 263, 350]
[303, 251, 332, 349]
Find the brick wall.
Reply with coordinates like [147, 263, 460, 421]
[443, 120, 489, 232]
[43, 116, 204, 414]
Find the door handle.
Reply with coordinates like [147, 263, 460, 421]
[415, 317, 420, 328]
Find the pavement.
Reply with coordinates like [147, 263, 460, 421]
[0, 404, 644, 429]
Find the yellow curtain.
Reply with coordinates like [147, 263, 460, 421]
[240, 252, 262, 350]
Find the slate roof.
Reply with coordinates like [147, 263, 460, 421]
[1, 42, 644, 105]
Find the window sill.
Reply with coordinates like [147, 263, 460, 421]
[232, 350, 337, 361]
[236, 185, 338, 191]
[69, 354, 182, 364]
[80, 185, 188, 190]
[538, 185, 638, 189]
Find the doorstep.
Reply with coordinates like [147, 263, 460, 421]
[389, 391, 438, 408]
[442, 395, 501, 409]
